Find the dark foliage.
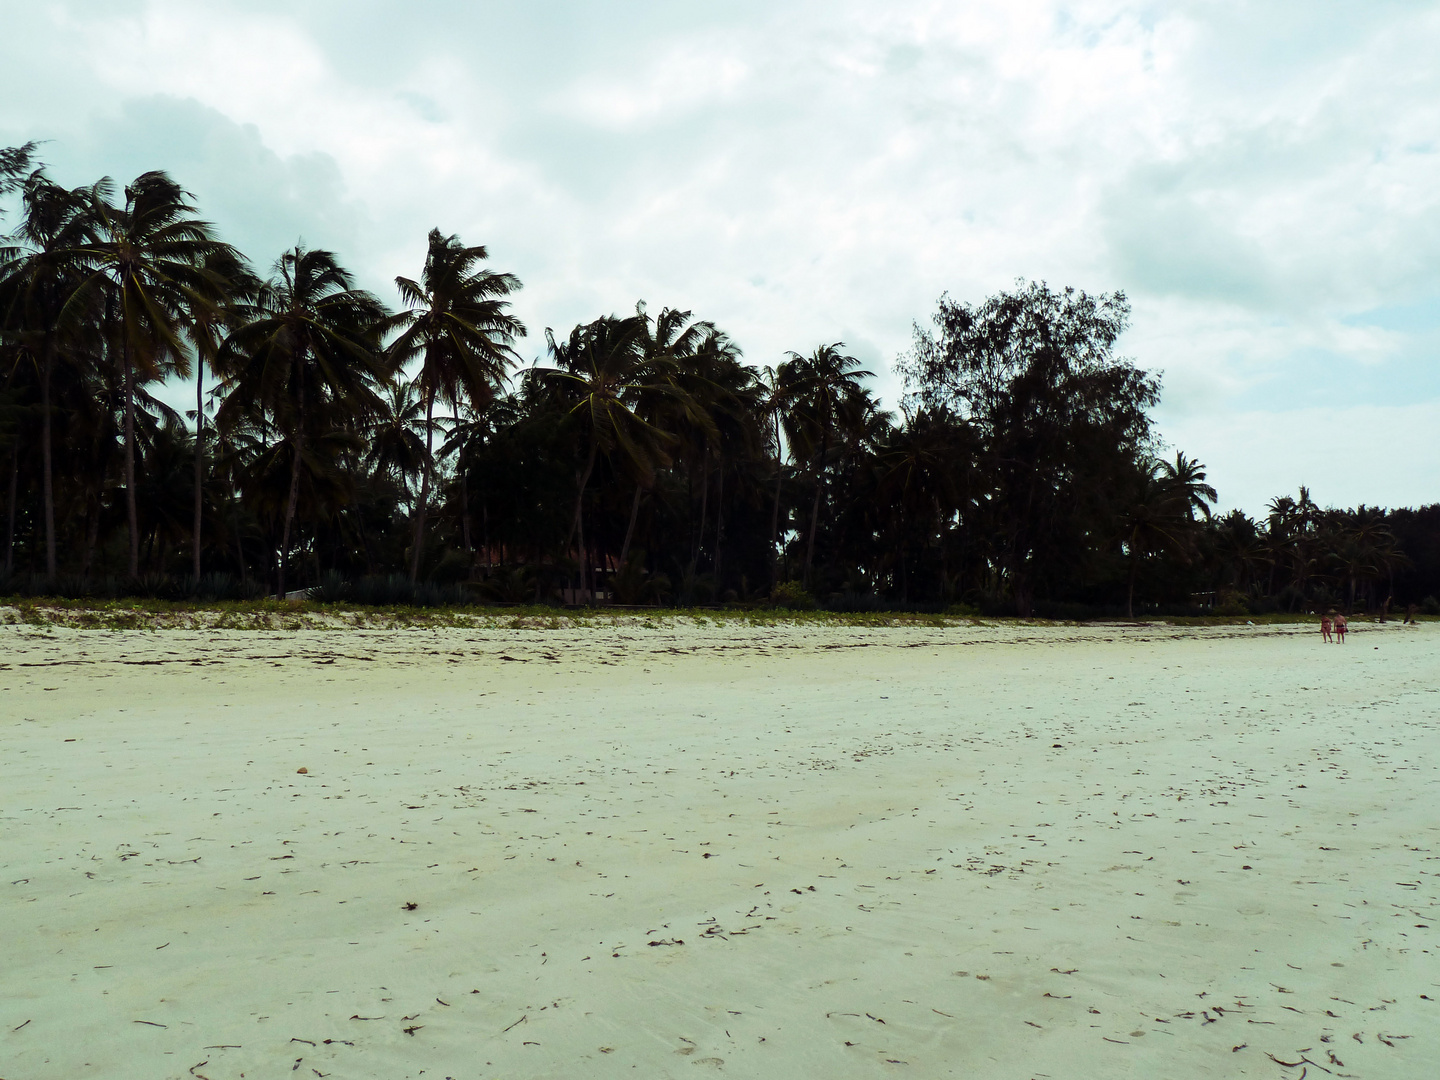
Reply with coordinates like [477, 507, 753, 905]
[2, 144, 1436, 613]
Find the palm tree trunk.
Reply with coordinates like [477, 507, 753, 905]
[278, 368, 306, 600]
[803, 435, 827, 588]
[458, 410, 472, 554]
[619, 483, 643, 567]
[39, 335, 57, 581]
[768, 462, 783, 587]
[1126, 547, 1138, 619]
[123, 335, 139, 579]
[278, 435, 303, 599]
[565, 441, 599, 599]
[4, 445, 17, 578]
[193, 364, 204, 580]
[689, 452, 709, 582]
[235, 521, 248, 584]
[82, 497, 100, 581]
[714, 459, 725, 581]
[409, 391, 435, 583]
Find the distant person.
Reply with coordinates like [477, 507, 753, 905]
[1334, 613, 1348, 643]
[1320, 613, 1333, 643]
[1405, 603, 1418, 625]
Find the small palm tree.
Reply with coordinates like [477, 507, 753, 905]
[217, 245, 390, 597]
[388, 230, 524, 581]
[364, 376, 428, 503]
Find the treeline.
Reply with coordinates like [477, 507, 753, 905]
[2, 144, 1437, 615]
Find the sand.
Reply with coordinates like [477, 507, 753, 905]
[2, 616, 1436, 1079]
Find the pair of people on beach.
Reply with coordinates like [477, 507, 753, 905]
[1320, 612, 1347, 643]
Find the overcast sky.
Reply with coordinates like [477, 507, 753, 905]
[3, 0, 1438, 513]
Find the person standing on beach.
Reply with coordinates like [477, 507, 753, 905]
[1321, 613, 1333, 643]
[1335, 613, 1348, 643]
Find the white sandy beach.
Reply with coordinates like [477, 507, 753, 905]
[2, 616, 1437, 1079]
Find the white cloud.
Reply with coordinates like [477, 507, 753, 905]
[4, 0, 1439, 506]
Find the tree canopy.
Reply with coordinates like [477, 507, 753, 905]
[2, 143, 1436, 616]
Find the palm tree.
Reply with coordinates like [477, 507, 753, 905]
[778, 344, 874, 587]
[83, 172, 232, 577]
[1119, 462, 1192, 618]
[1160, 451, 1217, 522]
[364, 376, 429, 503]
[187, 248, 258, 579]
[388, 229, 524, 582]
[0, 174, 99, 580]
[757, 364, 789, 587]
[644, 307, 736, 582]
[216, 245, 390, 598]
[0, 142, 40, 216]
[542, 314, 686, 599]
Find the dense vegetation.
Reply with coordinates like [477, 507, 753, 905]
[2, 145, 1436, 616]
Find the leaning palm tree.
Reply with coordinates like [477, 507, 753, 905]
[82, 172, 232, 577]
[216, 245, 390, 598]
[388, 229, 524, 582]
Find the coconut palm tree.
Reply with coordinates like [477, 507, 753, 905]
[0, 142, 40, 215]
[0, 174, 100, 580]
[388, 229, 524, 581]
[1119, 462, 1192, 618]
[1160, 451, 1217, 521]
[82, 171, 232, 577]
[364, 376, 429, 504]
[187, 248, 258, 578]
[216, 245, 390, 598]
[778, 343, 874, 587]
[542, 313, 689, 598]
[757, 363, 790, 587]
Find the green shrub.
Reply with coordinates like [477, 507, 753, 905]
[1422, 596, 1440, 616]
[771, 581, 817, 610]
[1213, 590, 1249, 617]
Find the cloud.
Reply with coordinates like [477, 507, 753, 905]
[79, 96, 367, 266]
[1159, 400, 1440, 515]
[3, 0, 1439, 507]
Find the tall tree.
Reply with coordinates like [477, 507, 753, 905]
[1119, 461, 1190, 618]
[543, 313, 688, 598]
[778, 343, 874, 587]
[0, 174, 98, 580]
[83, 172, 231, 577]
[187, 248, 257, 578]
[900, 281, 1158, 616]
[217, 245, 390, 598]
[388, 230, 524, 582]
